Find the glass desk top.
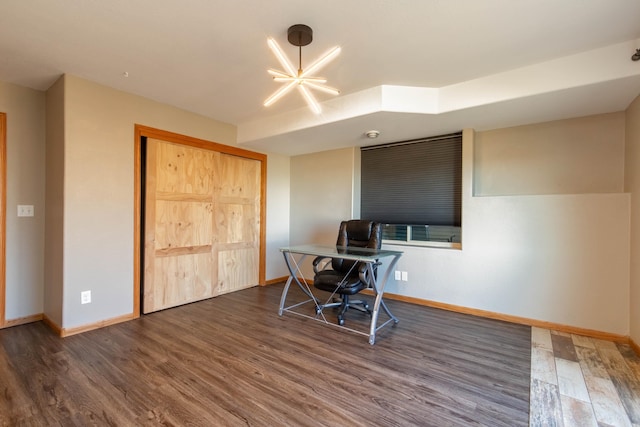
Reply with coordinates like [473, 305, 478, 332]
[280, 244, 403, 261]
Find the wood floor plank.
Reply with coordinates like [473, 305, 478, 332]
[0, 339, 41, 426]
[0, 283, 531, 426]
[595, 345, 640, 423]
[531, 347, 558, 384]
[575, 345, 611, 380]
[529, 378, 562, 427]
[560, 394, 598, 427]
[583, 375, 632, 427]
[532, 326, 553, 351]
[555, 358, 590, 402]
[551, 333, 579, 362]
[571, 334, 595, 350]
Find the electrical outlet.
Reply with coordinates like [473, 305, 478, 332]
[81, 290, 91, 304]
[394, 270, 401, 280]
[401, 271, 408, 281]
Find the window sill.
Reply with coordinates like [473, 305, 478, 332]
[382, 239, 462, 250]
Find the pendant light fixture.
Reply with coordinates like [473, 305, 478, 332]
[264, 24, 341, 114]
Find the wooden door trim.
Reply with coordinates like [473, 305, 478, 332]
[133, 124, 267, 318]
[0, 113, 6, 327]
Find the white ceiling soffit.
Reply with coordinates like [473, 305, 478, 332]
[238, 39, 640, 156]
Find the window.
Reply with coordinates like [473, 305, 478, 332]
[360, 132, 462, 247]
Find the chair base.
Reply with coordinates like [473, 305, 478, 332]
[316, 294, 371, 326]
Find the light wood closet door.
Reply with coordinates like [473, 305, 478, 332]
[143, 138, 260, 313]
[213, 153, 261, 296]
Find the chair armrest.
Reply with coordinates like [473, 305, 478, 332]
[312, 256, 332, 274]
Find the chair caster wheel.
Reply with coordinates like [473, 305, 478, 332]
[338, 317, 345, 326]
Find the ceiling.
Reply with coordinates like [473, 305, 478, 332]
[1, 0, 640, 156]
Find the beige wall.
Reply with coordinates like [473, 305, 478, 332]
[290, 148, 357, 251]
[44, 77, 65, 326]
[390, 129, 629, 334]
[0, 81, 46, 321]
[265, 153, 291, 280]
[626, 94, 640, 344]
[290, 122, 631, 335]
[474, 113, 625, 196]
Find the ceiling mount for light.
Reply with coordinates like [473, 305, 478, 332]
[288, 24, 313, 48]
[264, 24, 341, 114]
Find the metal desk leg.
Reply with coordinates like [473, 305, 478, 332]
[279, 252, 316, 316]
[368, 253, 401, 344]
[278, 275, 294, 316]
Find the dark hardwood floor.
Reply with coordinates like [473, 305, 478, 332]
[0, 283, 531, 426]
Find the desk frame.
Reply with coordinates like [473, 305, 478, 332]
[278, 245, 402, 345]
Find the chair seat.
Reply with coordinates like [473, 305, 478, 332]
[314, 270, 368, 295]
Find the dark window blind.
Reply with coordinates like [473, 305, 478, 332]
[360, 132, 462, 226]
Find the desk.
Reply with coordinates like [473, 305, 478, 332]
[279, 244, 403, 345]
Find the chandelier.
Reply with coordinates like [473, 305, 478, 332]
[264, 24, 341, 114]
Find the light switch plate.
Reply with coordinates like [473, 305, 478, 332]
[17, 205, 34, 217]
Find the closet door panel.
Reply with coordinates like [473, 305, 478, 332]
[212, 153, 261, 295]
[144, 139, 216, 313]
[143, 139, 261, 313]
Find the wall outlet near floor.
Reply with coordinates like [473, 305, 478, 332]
[81, 290, 91, 304]
[394, 271, 409, 281]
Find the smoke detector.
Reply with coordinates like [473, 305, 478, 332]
[365, 130, 380, 139]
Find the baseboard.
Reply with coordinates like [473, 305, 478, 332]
[630, 338, 640, 356]
[361, 289, 632, 346]
[60, 313, 136, 337]
[42, 312, 135, 337]
[1, 313, 44, 328]
[42, 314, 62, 335]
[264, 276, 289, 286]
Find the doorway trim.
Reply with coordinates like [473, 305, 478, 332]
[0, 113, 6, 327]
[133, 124, 267, 318]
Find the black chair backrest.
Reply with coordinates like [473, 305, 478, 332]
[332, 220, 382, 273]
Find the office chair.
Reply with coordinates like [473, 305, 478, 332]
[312, 220, 382, 326]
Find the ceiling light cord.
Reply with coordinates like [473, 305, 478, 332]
[297, 31, 304, 75]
